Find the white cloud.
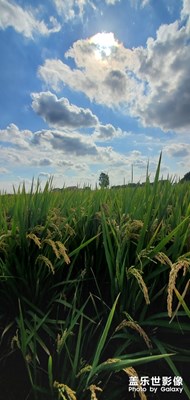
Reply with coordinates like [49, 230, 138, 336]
[0, 0, 61, 38]
[38, 3, 190, 134]
[165, 143, 190, 158]
[53, 0, 96, 21]
[92, 124, 124, 141]
[31, 91, 99, 129]
[105, 0, 121, 4]
[181, 0, 190, 20]
[130, 0, 150, 9]
[134, 18, 190, 132]
[0, 123, 33, 149]
[38, 36, 139, 107]
[141, 0, 150, 7]
[0, 123, 168, 192]
[0, 124, 125, 169]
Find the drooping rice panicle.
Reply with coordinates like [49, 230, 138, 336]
[128, 267, 150, 304]
[167, 259, 190, 317]
[115, 320, 152, 349]
[35, 254, 55, 274]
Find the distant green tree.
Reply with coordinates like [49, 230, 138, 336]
[181, 172, 190, 182]
[99, 172, 109, 188]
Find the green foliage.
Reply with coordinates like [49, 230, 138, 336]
[181, 171, 190, 182]
[99, 172, 109, 188]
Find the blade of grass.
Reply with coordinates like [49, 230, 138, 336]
[86, 294, 120, 386]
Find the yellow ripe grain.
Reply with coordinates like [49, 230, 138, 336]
[167, 259, 190, 317]
[128, 267, 150, 305]
[11, 329, 20, 349]
[53, 381, 77, 400]
[26, 233, 41, 249]
[155, 252, 172, 268]
[56, 241, 71, 265]
[103, 357, 120, 364]
[88, 385, 103, 400]
[115, 320, 152, 349]
[170, 279, 190, 323]
[43, 238, 60, 259]
[76, 364, 92, 377]
[35, 255, 55, 274]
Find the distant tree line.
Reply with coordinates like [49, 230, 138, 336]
[52, 170, 190, 193]
[180, 172, 190, 182]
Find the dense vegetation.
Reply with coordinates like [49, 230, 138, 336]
[0, 157, 190, 400]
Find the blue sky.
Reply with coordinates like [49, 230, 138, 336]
[0, 0, 190, 191]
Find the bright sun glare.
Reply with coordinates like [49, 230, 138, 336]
[90, 32, 118, 59]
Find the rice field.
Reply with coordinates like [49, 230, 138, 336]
[0, 158, 190, 399]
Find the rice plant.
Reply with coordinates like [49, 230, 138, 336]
[0, 157, 190, 399]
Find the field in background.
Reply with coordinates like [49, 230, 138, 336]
[0, 158, 190, 400]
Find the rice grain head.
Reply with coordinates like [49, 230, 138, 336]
[56, 330, 68, 352]
[43, 238, 60, 259]
[155, 252, 172, 268]
[167, 259, 190, 317]
[26, 233, 41, 249]
[115, 320, 152, 349]
[11, 329, 20, 349]
[76, 364, 92, 377]
[56, 241, 71, 264]
[53, 381, 77, 400]
[88, 385, 103, 400]
[128, 267, 150, 305]
[35, 255, 55, 274]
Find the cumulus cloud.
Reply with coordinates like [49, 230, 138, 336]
[0, 123, 33, 149]
[0, 0, 61, 38]
[92, 124, 124, 141]
[32, 91, 99, 129]
[0, 123, 166, 191]
[50, 132, 98, 156]
[181, 0, 190, 20]
[38, 158, 53, 166]
[0, 123, 133, 172]
[38, 2, 190, 133]
[38, 35, 139, 107]
[134, 17, 190, 132]
[165, 143, 190, 158]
